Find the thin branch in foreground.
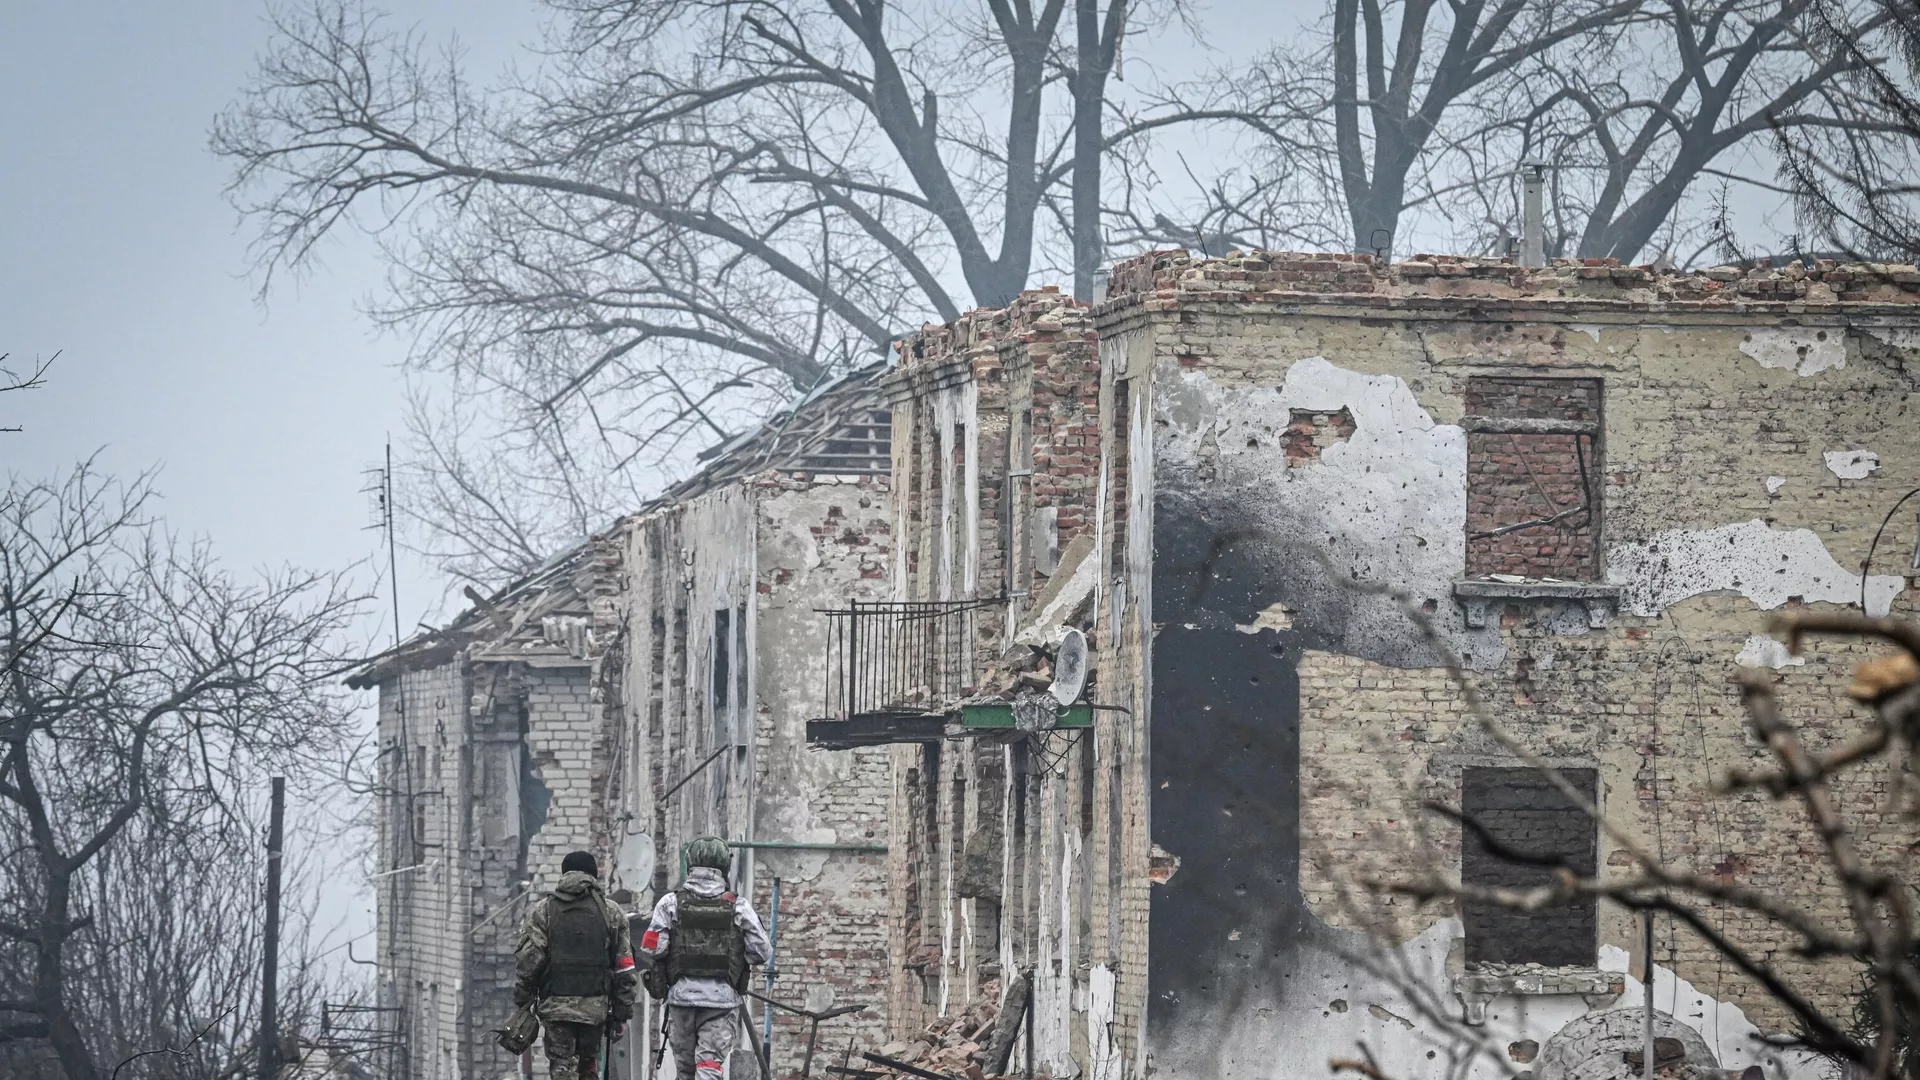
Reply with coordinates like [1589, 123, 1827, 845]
[109, 1003, 236, 1080]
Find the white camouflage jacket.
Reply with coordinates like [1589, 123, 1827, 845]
[640, 866, 773, 1008]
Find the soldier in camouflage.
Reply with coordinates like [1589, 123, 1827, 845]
[641, 836, 772, 1080]
[515, 850, 640, 1080]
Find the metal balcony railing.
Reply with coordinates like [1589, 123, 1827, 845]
[818, 598, 1000, 720]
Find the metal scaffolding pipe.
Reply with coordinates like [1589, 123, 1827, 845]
[725, 840, 887, 853]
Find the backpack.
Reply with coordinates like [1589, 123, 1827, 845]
[665, 889, 748, 991]
[542, 894, 611, 998]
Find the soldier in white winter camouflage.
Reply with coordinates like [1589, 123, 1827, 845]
[641, 836, 772, 1080]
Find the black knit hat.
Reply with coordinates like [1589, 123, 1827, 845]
[561, 850, 598, 877]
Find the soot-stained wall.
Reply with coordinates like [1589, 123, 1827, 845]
[1101, 249, 1920, 1080]
[1144, 583, 1306, 1067]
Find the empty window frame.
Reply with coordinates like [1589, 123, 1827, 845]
[711, 606, 748, 747]
[1460, 766, 1598, 967]
[1464, 377, 1604, 581]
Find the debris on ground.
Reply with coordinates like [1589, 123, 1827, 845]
[860, 978, 1052, 1080]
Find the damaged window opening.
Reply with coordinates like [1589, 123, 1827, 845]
[1465, 377, 1604, 581]
[711, 606, 733, 753]
[1013, 409, 1034, 604]
[1461, 766, 1599, 968]
[804, 408, 893, 473]
[1077, 731, 1096, 964]
[917, 741, 944, 1009]
[902, 761, 924, 982]
[734, 602, 748, 740]
[711, 608, 730, 710]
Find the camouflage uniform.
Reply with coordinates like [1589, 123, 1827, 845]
[515, 869, 639, 1080]
[641, 864, 773, 1080]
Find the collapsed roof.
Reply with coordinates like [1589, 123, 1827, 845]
[346, 362, 890, 689]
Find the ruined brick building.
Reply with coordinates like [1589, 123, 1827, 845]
[807, 254, 1920, 1080]
[355, 368, 898, 1080]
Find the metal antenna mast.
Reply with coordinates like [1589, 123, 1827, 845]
[362, 439, 402, 645]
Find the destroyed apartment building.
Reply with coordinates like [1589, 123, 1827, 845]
[805, 254, 1920, 1080]
[352, 366, 898, 1080]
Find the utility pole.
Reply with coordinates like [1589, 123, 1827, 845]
[1643, 910, 1656, 1080]
[384, 439, 401, 646]
[260, 776, 286, 1080]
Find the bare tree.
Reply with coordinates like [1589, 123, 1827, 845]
[216, 0, 1179, 581]
[0, 354, 57, 435]
[0, 462, 366, 1080]
[1183, 0, 1900, 264]
[1780, 0, 1920, 262]
[0, 805, 369, 1080]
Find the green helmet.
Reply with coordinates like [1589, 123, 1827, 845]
[686, 835, 732, 874]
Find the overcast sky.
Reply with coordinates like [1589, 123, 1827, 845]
[0, 0, 548, 962]
[0, 0, 1315, 972]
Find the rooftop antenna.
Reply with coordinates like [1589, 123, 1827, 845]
[362, 439, 402, 646]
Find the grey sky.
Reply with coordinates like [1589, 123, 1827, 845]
[0, 0, 1428, 961]
[1, 0, 545, 957]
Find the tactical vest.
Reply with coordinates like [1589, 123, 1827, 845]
[542, 894, 610, 998]
[665, 889, 747, 990]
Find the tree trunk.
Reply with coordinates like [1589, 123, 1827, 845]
[1073, 0, 1105, 301]
[36, 873, 99, 1080]
[1350, 184, 1406, 262]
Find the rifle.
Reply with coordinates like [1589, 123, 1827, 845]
[651, 999, 671, 1077]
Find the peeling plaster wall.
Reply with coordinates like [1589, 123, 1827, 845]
[1095, 250, 1920, 1080]
[1153, 356, 1493, 668]
[622, 485, 757, 861]
[375, 661, 472, 1080]
[1609, 520, 1904, 617]
[752, 476, 894, 1065]
[618, 473, 895, 1077]
[1739, 326, 1846, 376]
[1226, 918, 1838, 1080]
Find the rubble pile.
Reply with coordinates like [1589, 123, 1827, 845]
[861, 979, 1046, 1080]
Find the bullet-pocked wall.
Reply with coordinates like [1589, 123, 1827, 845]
[1095, 250, 1920, 1080]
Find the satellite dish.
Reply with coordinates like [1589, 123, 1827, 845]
[1050, 628, 1088, 706]
[614, 825, 654, 895]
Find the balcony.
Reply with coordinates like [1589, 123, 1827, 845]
[806, 597, 1093, 750]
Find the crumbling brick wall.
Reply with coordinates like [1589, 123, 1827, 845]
[376, 661, 469, 1080]
[617, 472, 895, 1078]
[750, 475, 895, 1073]
[1296, 597, 1918, 1033]
[375, 652, 610, 1080]
[884, 288, 1144, 1078]
[1464, 376, 1603, 580]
